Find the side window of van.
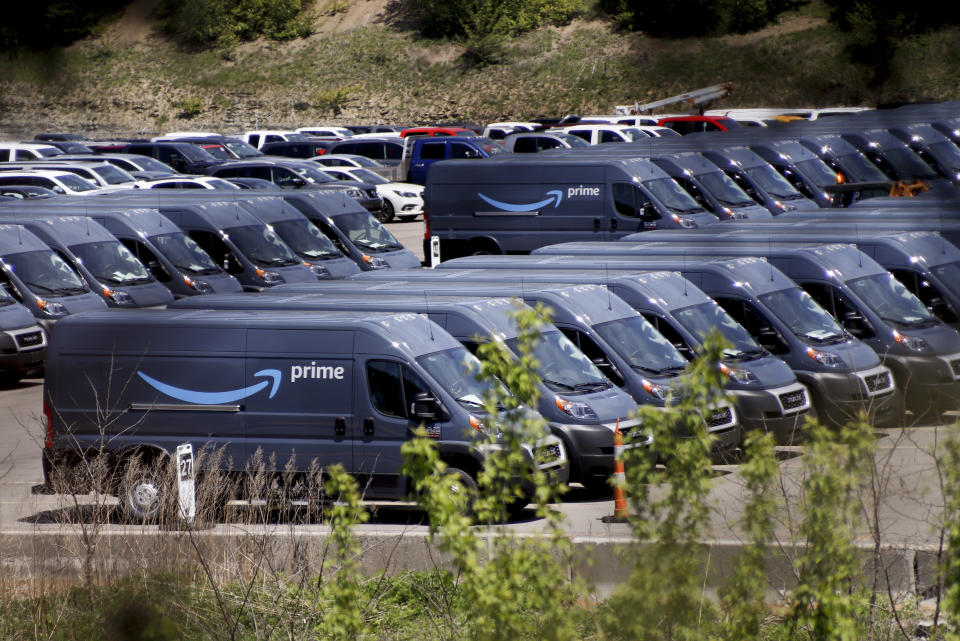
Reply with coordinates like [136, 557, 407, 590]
[122, 240, 172, 282]
[366, 360, 431, 419]
[188, 231, 244, 275]
[642, 314, 695, 360]
[889, 269, 959, 323]
[0, 268, 24, 302]
[714, 297, 789, 355]
[558, 328, 625, 387]
[612, 183, 658, 221]
[801, 282, 875, 338]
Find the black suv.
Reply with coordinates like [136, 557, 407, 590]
[261, 140, 336, 159]
[122, 142, 225, 174]
[207, 159, 384, 216]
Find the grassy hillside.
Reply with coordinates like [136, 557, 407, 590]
[1, 0, 959, 138]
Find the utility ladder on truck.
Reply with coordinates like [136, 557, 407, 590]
[614, 83, 733, 115]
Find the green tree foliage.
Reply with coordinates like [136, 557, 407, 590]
[402, 0, 584, 39]
[0, 1, 131, 53]
[596, 0, 808, 36]
[154, 0, 313, 48]
[942, 428, 960, 641]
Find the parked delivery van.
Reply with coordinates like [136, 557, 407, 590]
[41, 308, 568, 521]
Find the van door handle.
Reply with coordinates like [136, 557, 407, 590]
[335, 417, 346, 436]
[363, 418, 374, 436]
[594, 218, 601, 231]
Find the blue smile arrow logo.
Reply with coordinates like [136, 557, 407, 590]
[477, 189, 563, 212]
[137, 369, 282, 405]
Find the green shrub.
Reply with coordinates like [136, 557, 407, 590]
[402, 0, 584, 39]
[155, 0, 313, 48]
[597, 0, 809, 36]
[174, 96, 204, 118]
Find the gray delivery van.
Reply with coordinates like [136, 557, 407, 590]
[172, 291, 637, 487]
[42, 308, 567, 521]
[448, 253, 902, 430]
[0, 212, 173, 308]
[0, 224, 107, 328]
[537, 241, 959, 421]
[423, 154, 720, 260]
[360, 266, 810, 440]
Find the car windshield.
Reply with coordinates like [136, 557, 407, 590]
[70, 240, 153, 285]
[58, 174, 98, 192]
[695, 171, 756, 207]
[225, 224, 299, 267]
[222, 139, 262, 158]
[621, 128, 649, 142]
[743, 165, 805, 199]
[794, 158, 840, 188]
[348, 168, 387, 184]
[131, 156, 177, 172]
[758, 287, 847, 342]
[644, 177, 706, 214]
[506, 330, 609, 392]
[475, 138, 506, 155]
[151, 231, 222, 275]
[417, 346, 511, 410]
[332, 212, 404, 252]
[179, 145, 217, 162]
[351, 156, 382, 167]
[673, 301, 763, 357]
[847, 272, 937, 328]
[37, 148, 62, 157]
[93, 164, 137, 185]
[292, 165, 338, 183]
[270, 219, 341, 259]
[594, 315, 688, 374]
[837, 152, 890, 182]
[2, 249, 87, 295]
[557, 133, 590, 147]
[201, 145, 232, 160]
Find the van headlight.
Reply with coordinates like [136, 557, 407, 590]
[361, 254, 388, 269]
[469, 414, 503, 439]
[672, 215, 697, 228]
[641, 379, 667, 401]
[183, 276, 213, 293]
[308, 263, 330, 278]
[720, 362, 760, 383]
[102, 287, 134, 306]
[554, 396, 598, 420]
[36, 298, 67, 317]
[805, 347, 844, 367]
[893, 330, 930, 352]
[256, 268, 284, 284]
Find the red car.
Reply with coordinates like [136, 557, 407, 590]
[399, 126, 477, 138]
[657, 115, 741, 135]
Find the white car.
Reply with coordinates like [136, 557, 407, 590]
[307, 153, 393, 178]
[1, 160, 150, 190]
[143, 176, 240, 190]
[0, 169, 102, 195]
[0, 142, 63, 162]
[547, 124, 650, 144]
[482, 121, 540, 140]
[296, 126, 354, 139]
[319, 166, 423, 222]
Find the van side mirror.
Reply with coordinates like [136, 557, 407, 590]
[291, 177, 307, 188]
[411, 392, 444, 420]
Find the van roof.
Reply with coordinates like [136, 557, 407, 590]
[0, 214, 116, 244]
[0, 223, 51, 253]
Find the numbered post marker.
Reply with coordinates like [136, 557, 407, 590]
[175, 443, 196, 523]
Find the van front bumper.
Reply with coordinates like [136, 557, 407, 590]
[549, 417, 650, 487]
[800, 365, 903, 428]
[883, 352, 960, 416]
[731, 382, 813, 444]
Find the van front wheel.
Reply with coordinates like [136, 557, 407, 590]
[444, 467, 478, 515]
[118, 458, 169, 523]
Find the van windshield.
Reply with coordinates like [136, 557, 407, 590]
[743, 165, 805, 200]
[673, 301, 763, 357]
[70, 240, 153, 285]
[332, 212, 404, 252]
[506, 330, 609, 393]
[837, 152, 889, 182]
[151, 231, 222, 275]
[694, 171, 756, 207]
[594, 315, 687, 375]
[929, 141, 960, 172]
[644, 178, 705, 214]
[270, 219, 341, 259]
[226, 225, 300, 267]
[794, 158, 840, 187]
[758, 288, 847, 343]
[847, 272, 937, 328]
[2, 250, 87, 296]
[883, 146, 939, 179]
[417, 346, 510, 410]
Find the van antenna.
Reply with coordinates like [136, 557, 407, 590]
[16, 223, 22, 246]
[605, 263, 612, 310]
[768, 236, 774, 282]
[423, 292, 434, 341]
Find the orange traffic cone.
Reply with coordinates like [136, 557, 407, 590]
[603, 420, 629, 523]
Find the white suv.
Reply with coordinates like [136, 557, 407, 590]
[0, 169, 101, 195]
[0, 143, 63, 162]
[547, 124, 650, 144]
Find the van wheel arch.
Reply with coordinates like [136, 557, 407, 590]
[116, 447, 172, 523]
[468, 238, 502, 256]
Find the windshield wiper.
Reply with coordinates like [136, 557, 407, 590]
[574, 381, 610, 391]
[541, 378, 576, 391]
[22, 281, 58, 294]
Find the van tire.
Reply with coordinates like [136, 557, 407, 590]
[469, 240, 500, 256]
[375, 202, 395, 224]
[117, 455, 169, 524]
[445, 467, 478, 515]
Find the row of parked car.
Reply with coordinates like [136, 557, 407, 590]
[22, 100, 960, 521]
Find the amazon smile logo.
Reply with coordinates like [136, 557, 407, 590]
[138, 369, 282, 405]
[476, 185, 601, 212]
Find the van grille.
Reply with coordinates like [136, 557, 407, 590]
[865, 371, 892, 393]
[706, 407, 733, 428]
[538, 443, 562, 463]
[15, 331, 43, 349]
[779, 389, 807, 412]
[951, 359, 960, 378]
